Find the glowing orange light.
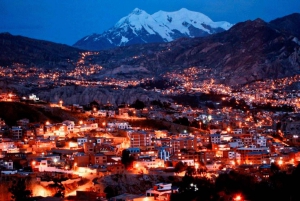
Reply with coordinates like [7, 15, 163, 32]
[235, 195, 242, 201]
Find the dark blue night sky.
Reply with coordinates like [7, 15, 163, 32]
[1, 0, 299, 45]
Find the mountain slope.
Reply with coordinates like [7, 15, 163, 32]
[87, 17, 300, 85]
[73, 8, 233, 50]
[270, 13, 300, 38]
[0, 13, 299, 88]
[0, 33, 81, 69]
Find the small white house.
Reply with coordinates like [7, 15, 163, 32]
[77, 137, 88, 146]
[62, 120, 75, 133]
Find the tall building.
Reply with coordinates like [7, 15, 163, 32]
[11, 126, 22, 139]
[130, 131, 152, 149]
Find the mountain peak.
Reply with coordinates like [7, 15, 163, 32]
[253, 18, 266, 24]
[131, 8, 145, 15]
[73, 8, 233, 50]
[178, 8, 190, 12]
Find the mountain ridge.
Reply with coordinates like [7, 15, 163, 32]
[73, 8, 233, 50]
[81, 16, 300, 85]
[0, 13, 299, 88]
[0, 32, 81, 69]
[270, 13, 300, 38]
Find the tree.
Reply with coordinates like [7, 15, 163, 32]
[185, 166, 196, 176]
[9, 178, 32, 201]
[130, 99, 145, 109]
[174, 161, 186, 173]
[121, 149, 134, 169]
[270, 162, 280, 174]
[151, 100, 163, 108]
[173, 117, 190, 126]
[104, 186, 116, 199]
[165, 161, 173, 168]
[49, 177, 67, 198]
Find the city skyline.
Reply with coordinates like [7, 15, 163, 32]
[1, 0, 300, 45]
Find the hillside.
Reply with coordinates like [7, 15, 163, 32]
[0, 13, 299, 106]
[86, 17, 300, 86]
[0, 33, 81, 69]
[270, 13, 300, 38]
[0, 102, 86, 126]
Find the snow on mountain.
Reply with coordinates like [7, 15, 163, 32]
[73, 8, 233, 50]
[151, 8, 232, 39]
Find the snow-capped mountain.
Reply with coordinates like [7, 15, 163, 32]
[73, 8, 233, 50]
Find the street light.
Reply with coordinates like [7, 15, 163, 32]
[93, 107, 97, 114]
[234, 194, 243, 201]
[195, 163, 199, 175]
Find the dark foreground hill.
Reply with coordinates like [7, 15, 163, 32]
[0, 32, 81, 69]
[0, 102, 85, 126]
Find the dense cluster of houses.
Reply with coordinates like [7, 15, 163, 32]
[0, 116, 297, 178]
[0, 98, 299, 188]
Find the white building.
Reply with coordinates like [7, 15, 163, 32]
[107, 122, 131, 130]
[80, 123, 98, 132]
[96, 110, 115, 117]
[133, 158, 164, 169]
[233, 129, 243, 134]
[158, 148, 170, 161]
[237, 146, 270, 153]
[227, 151, 236, 160]
[62, 120, 75, 133]
[77, 137, 88, 146]
[29, 94, 39, 101]
[0, 140, 15, 151]
[221, 134, 232, 142]
[11, 126, 22, 139]
[229, 141, 244, 148]
[1, 160, 13, 169]
[210, 134, 221, 144]
[146, 183, 178, 200]
[33, 159, 73, 173]
[256, 136, 267, 147]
